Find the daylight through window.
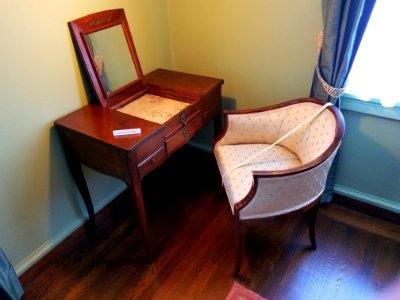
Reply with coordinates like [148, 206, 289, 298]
[345, 0, 400, 107]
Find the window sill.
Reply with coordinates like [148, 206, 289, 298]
[341, 94, 400, 121]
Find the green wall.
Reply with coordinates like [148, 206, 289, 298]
[167, 0, 322, 108]
[335, 102, 400, 212]
[0, 0, 172, 272]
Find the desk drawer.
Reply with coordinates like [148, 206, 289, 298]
[165, 110, 202, 155]
[137, 146, 166, 177]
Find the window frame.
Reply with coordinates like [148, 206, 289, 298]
[341, 93, 400, 121]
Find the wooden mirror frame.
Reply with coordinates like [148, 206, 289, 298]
[69, 9, 146, 109]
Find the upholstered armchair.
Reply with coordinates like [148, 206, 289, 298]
[213, 98, 345, 277]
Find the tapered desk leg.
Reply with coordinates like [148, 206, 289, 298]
[213, 105, 223, 137]
[63, 145, 95, 231]
[127, 179, 152, 262]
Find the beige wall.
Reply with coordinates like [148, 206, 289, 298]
[0, 0, 322, 273]
[0, 0, 171, 272]
[167, 0, 322, 108]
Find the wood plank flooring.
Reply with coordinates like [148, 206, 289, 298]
[19, 146, 400, 300]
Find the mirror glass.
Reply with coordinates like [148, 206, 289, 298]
[85, 25, 138, 93]
[69, 9, 145, 108]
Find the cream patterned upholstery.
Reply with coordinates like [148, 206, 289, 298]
[215, 100, 339, 218]
[239, 152, 336, 219]
[213, 98, 345, 277]
[215, 144, 302, 212]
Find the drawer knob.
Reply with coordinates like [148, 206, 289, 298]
[183, 128, 190, 138]
[180, 114, 187, 125]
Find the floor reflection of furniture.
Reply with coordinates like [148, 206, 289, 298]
[214, 98, 345, 276]
[55, 68, 223, 258]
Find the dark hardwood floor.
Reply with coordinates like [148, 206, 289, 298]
[19, 146, 400, 300]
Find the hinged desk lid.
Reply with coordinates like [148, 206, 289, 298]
[69, 9, 146, 109]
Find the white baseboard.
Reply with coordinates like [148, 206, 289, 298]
[15, 218, 84, 275]
[15, 183, 126, 276]
[334, 184, 400, 213]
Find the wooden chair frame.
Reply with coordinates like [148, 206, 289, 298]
[214, 98, 345, 277]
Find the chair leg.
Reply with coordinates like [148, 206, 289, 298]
[308, 204, 319, 250]
[234, 217, 246, 278]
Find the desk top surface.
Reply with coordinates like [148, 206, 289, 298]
[144, 69, 224, 98]
[55, 69, 223, 151]
[55, 105, 164, 151]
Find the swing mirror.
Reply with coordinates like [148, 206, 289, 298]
[69, 9, 145, 108]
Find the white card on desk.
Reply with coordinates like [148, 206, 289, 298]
[113, 128, 141, 136]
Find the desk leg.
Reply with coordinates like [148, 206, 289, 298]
[63, 145, 95, 231]
[213, 104, 223, 136]
[127, 179, 152, 261]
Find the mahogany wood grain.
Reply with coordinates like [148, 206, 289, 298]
[20, 147, 400, 300]
[55, 69, 223, 259]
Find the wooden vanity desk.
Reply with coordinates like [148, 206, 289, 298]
[55, 68, 223, 258]
[55, 9, 223, 259]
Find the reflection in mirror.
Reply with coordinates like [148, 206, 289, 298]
[85, 25, 138, 93]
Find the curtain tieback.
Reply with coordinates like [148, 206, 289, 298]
[316, 31, 346, 99]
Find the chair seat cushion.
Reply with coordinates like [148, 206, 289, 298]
[214, 144, 302, 211]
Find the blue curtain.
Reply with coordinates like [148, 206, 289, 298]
[0, 249, 23, 300]
[310, 0, 376, 203]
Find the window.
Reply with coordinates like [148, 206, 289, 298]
[345, 0, 400, 107]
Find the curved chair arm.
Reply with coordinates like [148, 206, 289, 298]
[235, 150, 337, 220]
[214, 98, 338, 147]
